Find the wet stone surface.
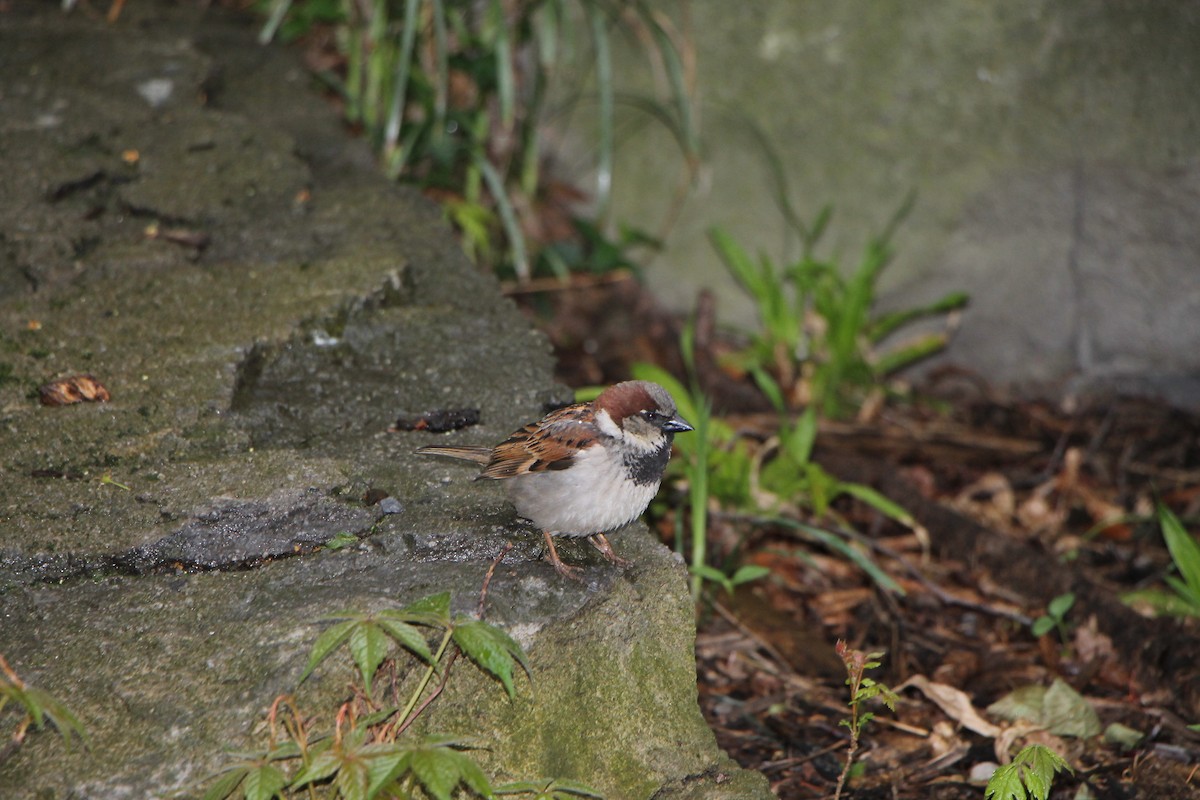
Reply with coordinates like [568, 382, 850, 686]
[0, 2, 770, 798]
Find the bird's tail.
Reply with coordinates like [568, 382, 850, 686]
[415, 444, 493, 465]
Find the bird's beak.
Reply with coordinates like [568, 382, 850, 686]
[663, 414, 693, 434]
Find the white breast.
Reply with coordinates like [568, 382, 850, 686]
[504, 445, 660, 536]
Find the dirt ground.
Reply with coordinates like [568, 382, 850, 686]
[513, 274, 1200, 800]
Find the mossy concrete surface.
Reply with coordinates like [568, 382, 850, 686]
[0, 3, 770, 798]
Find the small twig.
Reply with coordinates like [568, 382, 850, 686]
[478, 543, 513, 619]
[500, 268, 634, 296]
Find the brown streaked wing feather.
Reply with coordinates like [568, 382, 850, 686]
[479, 402, 598, 479]
[416, 444, 493, 464]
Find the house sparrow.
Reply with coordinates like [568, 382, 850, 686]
[417, 380, 693, 579]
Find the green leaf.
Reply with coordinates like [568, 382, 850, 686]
[453, 620, 529, 698]
[349, 621, 392, 697]
[690, 563, 732, 595]
[1046, 592, 1075, 620]
[242, 763, 288, 800]
[301, 618, 358, 683]
[1030, 616, 1055, 637]
[409, 747, 461, 800]
[202, 766, 250, 800]
[453, 748, 493, 797]
[495, 777, 606, 798]
[983, 762, 1024, 800]
[398, 591, 453, 626]
[729, 564, 771, 587]
[835, 481, 916, 528]
[291, 748, 344, 788]
[1159, 503, 1200, 596]
[777, 518, 904, 594]
[365, 748, 411, 798]
[375, 618, 434, 665]
[335, 757, 370, 800]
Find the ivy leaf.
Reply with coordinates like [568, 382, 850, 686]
[452, 619, 530, 698]
[300, 618, 358, 684]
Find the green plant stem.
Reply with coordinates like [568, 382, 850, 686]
[392, 627, 455, 735]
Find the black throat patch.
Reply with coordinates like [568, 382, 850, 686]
[623, 438, 674, 486]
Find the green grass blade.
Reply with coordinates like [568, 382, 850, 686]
[1159, 503, 1200, 596]
[431, 0, 449, 136]
[777, 518, 904, 594]
[383, 0, 422, 156]
[258, 0, 294, 44]
[639, 4, 698, 158]
[869, 291, 969, 342]
[586, 2, 614, 217]
[473, 152, 529, 281]
[490, 0, 516, 130]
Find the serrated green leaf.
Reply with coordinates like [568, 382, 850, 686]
[375, 618, 434, 665]
[409, 748, 461, 800]
[349, 621, 392, 697]
[1024, 742, 1071, 775]
[364, 747, 411, 798]
[243, 763, 288, 800]
[983, 762, 1024, 800]
[453, 620, 529, 698]
[1023, 763, 1051, 800]
[400, 592, 452, 625]
[335, 757, 370, 800]
[202, 766, 250, 800]
[301, 618, 359, 683]
[453, 748, 492, 796]
[291, 748, 344, 788]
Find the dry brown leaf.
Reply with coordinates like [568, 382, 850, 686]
[897, 674, 1002, 738]
[38, 374, 111, 406]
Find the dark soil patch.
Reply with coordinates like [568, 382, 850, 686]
[514, 275, 1200, 800]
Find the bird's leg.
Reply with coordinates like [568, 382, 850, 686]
[587, 533, 631, 568]
[542, 529, 583, 581]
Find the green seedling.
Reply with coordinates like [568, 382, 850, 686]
[984, 744, 1073, 800]
[1030, 591, 1075, 642]
[832, 641, 896, 800]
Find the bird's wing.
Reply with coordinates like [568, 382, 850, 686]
[478, 403, 598, 479]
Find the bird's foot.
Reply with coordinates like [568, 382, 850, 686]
[543, 530, 584, 581]
[588, 533, 631, 568]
